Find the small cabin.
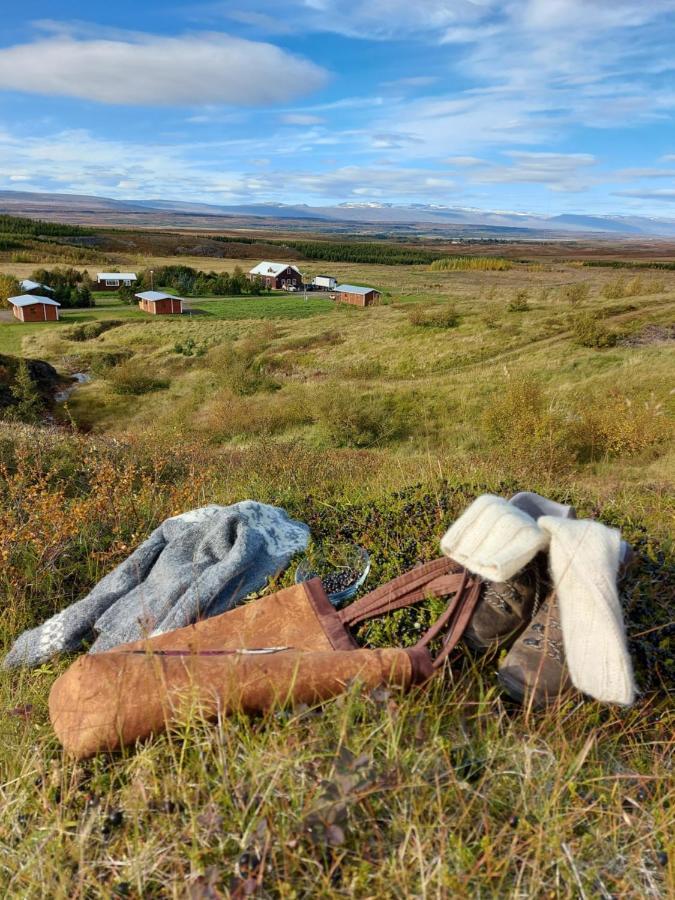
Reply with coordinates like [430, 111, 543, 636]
[97, 272, 137, 290]
[333, 284, 381, 308]
[248, 262, 302, 290]
[8, 295, 61, 322]
[135, 291, 183, 315]
[20, 279, 54, 296]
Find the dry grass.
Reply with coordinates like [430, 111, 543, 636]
[0, 249, 673, 897]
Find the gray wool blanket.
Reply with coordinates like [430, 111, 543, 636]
[4, 501, 310, 669]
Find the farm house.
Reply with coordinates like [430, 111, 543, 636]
[8, 295, 61, 322]
[96, 272, 138, 290]
[135, 291, 183, 315]
[333, 284, 381, 307]
[248, 262, 303, 290]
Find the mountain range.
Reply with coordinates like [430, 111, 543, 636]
[2, 190, 675, 237]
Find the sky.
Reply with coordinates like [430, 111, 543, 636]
[3, 1, 675, 216]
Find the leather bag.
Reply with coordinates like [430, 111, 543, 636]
[49, 559, 483, 758]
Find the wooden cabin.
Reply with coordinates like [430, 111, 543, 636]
[135, 291, 183, 315]
[8, 295, 61, 322]
[333, 284, 381, 308]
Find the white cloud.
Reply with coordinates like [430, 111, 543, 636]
[615, 189, 675, 202]
[0, 31, 328, 106]
[466, 152, 598, 192]
[280, 113, 325, 125]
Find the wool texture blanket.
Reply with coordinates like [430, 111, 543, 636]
[440, 494, 636, 705]
[4, 501, 310, 669]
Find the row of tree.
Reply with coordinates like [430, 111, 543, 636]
[29, 267, 95, 308]
[0, 214, 91, 238]
[128, 265, 268, 298]
[0, 267, 94, 309]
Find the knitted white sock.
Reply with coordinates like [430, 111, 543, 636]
[440, 494, 636, 706]
[440, 494, 548, 582]
[539, 516, 636, 706]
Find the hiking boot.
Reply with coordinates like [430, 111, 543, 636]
[497, 592, 572, 707]
[463, 553, 548, 652]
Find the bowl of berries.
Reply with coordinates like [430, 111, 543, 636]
[295, 542, 370, 607]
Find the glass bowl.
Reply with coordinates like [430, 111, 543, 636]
[295, 544, 370, 607]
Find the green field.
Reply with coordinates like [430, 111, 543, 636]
[189, 293, 336, 319]
[0, 249, 673, 897]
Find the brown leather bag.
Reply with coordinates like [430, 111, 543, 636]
[49, 559, 482, 758]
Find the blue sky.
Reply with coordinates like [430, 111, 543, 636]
[3, 1, 675, 215]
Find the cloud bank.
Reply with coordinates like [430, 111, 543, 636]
[0, 32, 328, 105]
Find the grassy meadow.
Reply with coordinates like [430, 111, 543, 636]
[0, 244, 673, 897]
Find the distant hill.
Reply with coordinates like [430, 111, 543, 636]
[3, 189, 675, 237]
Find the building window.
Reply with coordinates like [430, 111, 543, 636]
[106, 279, 120, 287]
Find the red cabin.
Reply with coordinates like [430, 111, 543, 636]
[135, 291, 183, 315]
[8, 295, 61, 322]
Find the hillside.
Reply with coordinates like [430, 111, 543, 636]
[0, 240, 673, 897]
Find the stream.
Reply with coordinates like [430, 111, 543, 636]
[54, 372, 91, 403]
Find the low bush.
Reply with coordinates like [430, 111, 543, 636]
[602, 275, 666, 299]
[571, 312, 617, 348]
[572, 391, 669, 460]
[480, 303, 502, 329]
[315, 385, 409, 448]
[108, 361, 169, 395]
[408, 304, 460, 328]
[481, 378, 571, 477]
[507, 290, 530, 312]
[430, 256, 512, 271]
[209, 339, 279, 396]
[562, 282, 590, 305]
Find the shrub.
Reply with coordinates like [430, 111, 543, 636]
[571, 312, 617, 348]
[174, 337, 207, 357]
[209, 340, 279, 396]
[0, 274, 20, 308]
[562, 282, 590, 305]
[480, 303, 502, 329]
[316, 385, 409, 448]
[480, 378, 571, 477]
[408, 304, 460, 328]
[507, 290, 530, 312]
[602, 275, 666, 300]
[109, 362, 169, 395]
[430, 256, 512, 271]
[89, 350, 133, 375]
[572, 392, 669, 460]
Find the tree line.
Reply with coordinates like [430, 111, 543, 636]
[0, 214, 91, 238]
[124, 265, 268, 298]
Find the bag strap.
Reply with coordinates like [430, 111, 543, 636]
[338, 557, 464, 627]
[338, 556, 484, 668]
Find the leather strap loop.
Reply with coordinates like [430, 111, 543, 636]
[338, 557, 463, 627]
[337, 556, 484, 669]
